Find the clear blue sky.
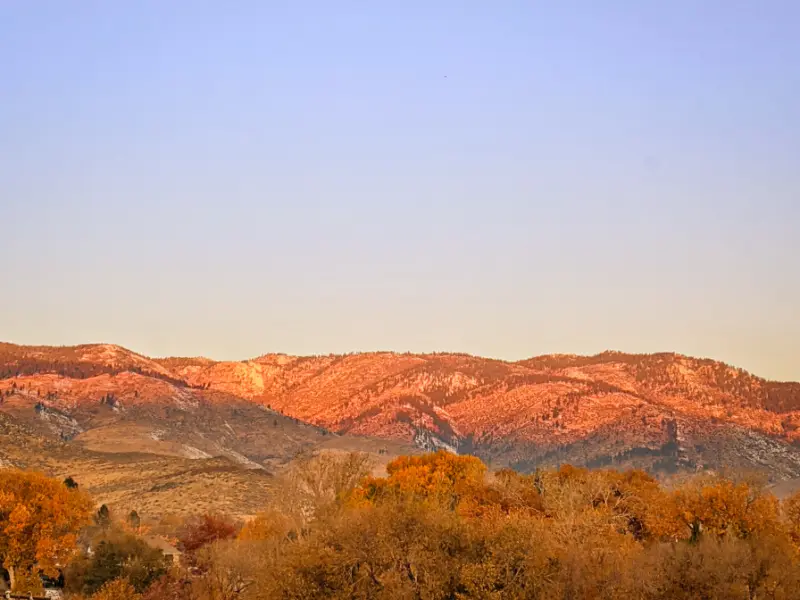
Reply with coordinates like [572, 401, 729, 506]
[1, 1, 798, 380]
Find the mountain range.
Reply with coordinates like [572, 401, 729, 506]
[1, 341, 799, 515]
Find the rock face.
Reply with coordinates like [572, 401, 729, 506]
[2, 343, 800, 480]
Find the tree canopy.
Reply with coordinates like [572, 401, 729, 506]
[0, 469, 92, 591]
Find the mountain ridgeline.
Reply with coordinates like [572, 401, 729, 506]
[2, 342, 800, 501]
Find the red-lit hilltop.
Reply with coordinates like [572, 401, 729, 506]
[2, 342, 800, 492]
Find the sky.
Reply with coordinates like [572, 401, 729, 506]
[1, 1, 798, 381]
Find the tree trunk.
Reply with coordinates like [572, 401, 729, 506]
[7, 565, 15, 591]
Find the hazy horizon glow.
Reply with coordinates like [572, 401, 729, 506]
[1, 2, 798, 381]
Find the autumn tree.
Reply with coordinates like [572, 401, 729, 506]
[65, 530, 167, 595]
[784, 490, 800, 547]
[141, 572, 195, 600]
[630, 533, 800, 600]
[353, 450, 486, 510]
[537, 466, 665, 541]
[276, 451, 373, 523]
[648, 476, 780, 542]
[252, 499, 471, 599]
[177, 514, 238, 568]
[0, 469, 92, 591]
[191, 540, 259, 600]
[238, 509, 293, 543]
[90, 578, 143, 600]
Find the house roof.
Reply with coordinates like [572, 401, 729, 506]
[141, 535, 182, 555]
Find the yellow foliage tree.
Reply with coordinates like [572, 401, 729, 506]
[0, 469, 93, 590]
[353, 450, 486, 509]
[90, 578, 142, 600]
[648, 477, 780, 542]
[783, 490, 800, 547]
[238, 509, 293, 542]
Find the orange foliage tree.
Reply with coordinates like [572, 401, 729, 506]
[353, 450, 487, 509]
[785, 490, 800, 547]
[238, 509, 293, 542]
[645, 476, 779, 542]
[0, 469, 93, 590]
[90, 577, 142, 600]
